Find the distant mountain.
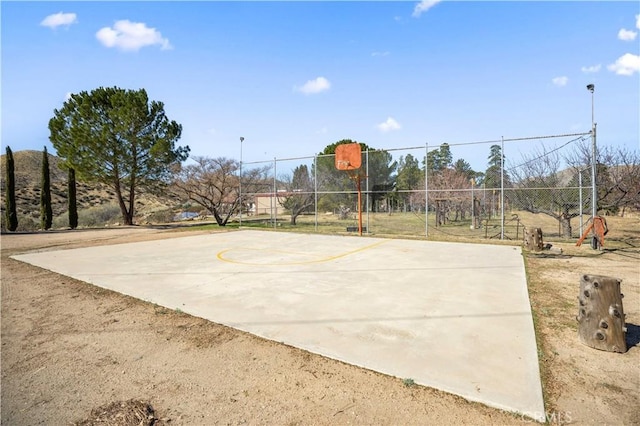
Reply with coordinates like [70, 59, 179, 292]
[1, 150, 181, 230]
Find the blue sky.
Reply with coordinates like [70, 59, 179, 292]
[2, 1, 639, 171]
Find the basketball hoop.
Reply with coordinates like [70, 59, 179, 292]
[334, 143, 365, 235]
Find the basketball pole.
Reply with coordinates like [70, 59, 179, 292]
[335, 143, 365, 236]
[356, 174, 363, 236]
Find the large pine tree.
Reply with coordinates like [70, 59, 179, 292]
[49, 87, 189, 225]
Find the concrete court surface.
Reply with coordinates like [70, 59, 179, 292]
[12, 229, 545, 421]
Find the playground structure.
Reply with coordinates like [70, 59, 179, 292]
[576, 216, 608, 249]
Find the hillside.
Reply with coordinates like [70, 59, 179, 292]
[1, 150, 182, 230]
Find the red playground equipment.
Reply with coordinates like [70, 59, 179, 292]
[576, 216, 608, 249]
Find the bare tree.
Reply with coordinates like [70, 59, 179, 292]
[566, 141, 640, 216]
[428, 168, 474, 222]
[173, 156, 270, 226]
[606, 148, 640, 216]
[277, 164, 315, 225]
[510, 147, 580, 238]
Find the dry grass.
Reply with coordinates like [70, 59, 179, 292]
[212, 210, 637, 248]
[522, 214, 640, 420]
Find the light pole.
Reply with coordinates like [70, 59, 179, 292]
[470, 178, 475, 230]
[578, 168, 584, 237]
[239, 136, 244, 227]
[587, 84, 597, 222]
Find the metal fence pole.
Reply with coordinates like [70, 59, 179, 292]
[588, 85, 597, 222]
[366, 149, 370, 234]
[591, 124, 597, 220]
[314, 155, 318, 232]
[273, 157, 277, 229]
[579, 169, 584, 236]
[471, 178, 475, 229]
[500, 136, 505, 240]
[239, 137, 244, 227]
[425, 143, 429, 238]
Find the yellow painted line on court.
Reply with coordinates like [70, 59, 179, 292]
[217, 239, 389, 266]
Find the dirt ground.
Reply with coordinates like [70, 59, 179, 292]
[1, 225, 638, 425]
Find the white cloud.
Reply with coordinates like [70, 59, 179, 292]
[413, 0, 441, 18]
[607, 53, 640, 76]
[96, 20, 172, 52]
[371, 51, 390, 57]
[294, 77, 331, 95]
[618, 28, 637, 41]
[377, 117, 401, 132]
[636, 14, 640, 30]
[40, 12, 77, 29]
[552, 76, 568, 87]
[581, 64, 601, 73]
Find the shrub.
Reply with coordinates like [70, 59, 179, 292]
[144, 208, 176, 224]
[15, 215, 39, 232]
[78, 203, 122, 227]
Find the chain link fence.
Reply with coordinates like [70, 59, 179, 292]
[240, 132, 596, 243]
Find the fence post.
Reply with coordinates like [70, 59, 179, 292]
[591, 124, 598, 226]
[314, 155, 318, 232]
[425, 143, 429, 238]
[273, 157, 277, 229]
[500, 136, 505, 240]
[579, 169, 584, 237]
[366, 149, 370, 234]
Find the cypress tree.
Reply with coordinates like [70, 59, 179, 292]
[4, 146, 18, 231]
[41, 147, 53, 230]
[68, 167, 78, 229]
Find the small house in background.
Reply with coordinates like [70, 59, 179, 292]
[253, 191, 288, 216]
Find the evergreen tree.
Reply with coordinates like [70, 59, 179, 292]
[396, 154, 423, 211]
[40, 147, 53, 230]
[453, 158, 476, 181]
[49, 87, 189, 225]
[4, 146, 18, 231]
[396, 154, 422, 191]
[68, 167, 78, 229]
[426, 143, 453, 173]
[485, 144, 504, 188]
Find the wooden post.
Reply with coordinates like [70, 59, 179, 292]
[523, 227, 543, 251]
[576, 274, 627, 353]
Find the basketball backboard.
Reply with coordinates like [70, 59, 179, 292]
[335, 143, 362, 170]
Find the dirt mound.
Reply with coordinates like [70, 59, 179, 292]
[73, 399, 169, 426]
